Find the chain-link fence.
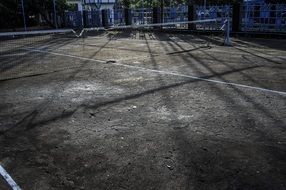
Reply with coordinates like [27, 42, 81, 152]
[195, 5, 232, 31]
[1, 1, 286, 33]
[241, 3, 286, 32]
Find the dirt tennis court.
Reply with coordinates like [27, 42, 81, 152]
[0, 31, 286, 189]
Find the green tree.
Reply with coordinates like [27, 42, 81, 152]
[0, 0, 21, 30]
[0, 0, 68, 30]
[119, 0, 245, 8]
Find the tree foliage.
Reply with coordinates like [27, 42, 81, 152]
[0, 0, 67, 30]
[120, 0, 245, 8]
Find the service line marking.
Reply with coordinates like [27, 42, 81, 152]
[23, 47, 286, 96]
[0, 165, 21, 190]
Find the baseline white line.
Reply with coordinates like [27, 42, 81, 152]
[0, 165, 21, 190]
[0, 29, 74, 37]
[23, 48, 106, 63]
[23, 48, 286, 96]
[0, 52, 30, 57]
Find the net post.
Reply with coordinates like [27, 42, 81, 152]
[53, 0, 58, 29]
[21, 0, 27, 31]
[77, 2, 84, 29]
[224, 18, 231, 46]
[188, 5, 196, 30]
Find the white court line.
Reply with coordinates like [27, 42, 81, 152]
[0, 29, 74, 37]
[24, 48, 286, 96]
[0, 52, 30, 57]
[0, 165, 21, 190]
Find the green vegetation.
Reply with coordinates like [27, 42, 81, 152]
[0, 0, 67, 29]
[121, 0, 245, 8]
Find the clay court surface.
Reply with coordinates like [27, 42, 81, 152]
[0, 31, 286, 189]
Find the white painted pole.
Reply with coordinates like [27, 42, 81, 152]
[225, 15, 231, 46]
[204, 0, 207, 16]
[53, 0, 58, 29]
[21, 0, 27, 31]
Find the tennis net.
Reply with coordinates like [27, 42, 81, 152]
[0, 29, 83, 81]
[0, 19, 230, 81]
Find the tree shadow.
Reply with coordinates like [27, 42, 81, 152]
[0, 35, 107, 136]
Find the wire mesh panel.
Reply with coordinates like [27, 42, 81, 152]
[195, 5, 232, 31]
[65, 11, 83, 28]
[131, 8, 153, 25]
[242, 3, 286, 32]
[163, 5, 188, 29]
[113, 9, 125, 26]
[107, 9, 114, 26]
[85, 10, 102, 27]
[163, 7, 177, 23]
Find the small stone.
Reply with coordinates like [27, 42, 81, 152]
[167, 165, 174, 170]
[66, 180, 74, 187]
[106, 60, 116, 64]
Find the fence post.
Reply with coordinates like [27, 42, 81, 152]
[188, 5, 196, 30]
[160, 0, 163, 24]
[83, 10, 87, 28]
[20, 0, 27, 31]
[53, 0, 58, 29]
[232, 3, 241, 32]
[153, 7, 161, 24]
[124, 8, 132, 25]
[102, 9, 109, 28]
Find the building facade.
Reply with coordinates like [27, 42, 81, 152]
[67, 0, 116, 11]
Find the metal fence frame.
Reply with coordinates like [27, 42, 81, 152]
[241, 3, 286, 32]
[131, 8, 153, 25]
[62, 3, 286, 33]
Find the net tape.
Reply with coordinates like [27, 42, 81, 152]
[0, 18, 230, 82]
[0, 18, 231, 45]
[0, 29, 74, 37]
[0, 18, 226, 36]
